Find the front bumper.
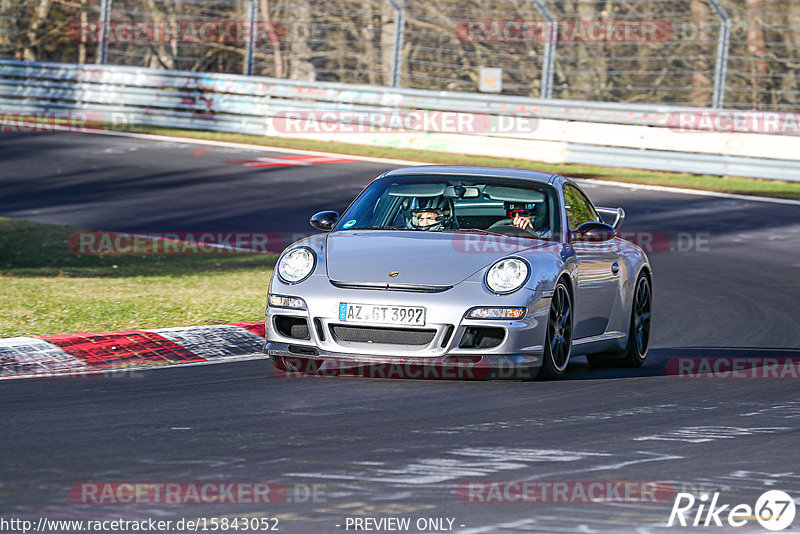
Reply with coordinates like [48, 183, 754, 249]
[264, 277, 551, 379]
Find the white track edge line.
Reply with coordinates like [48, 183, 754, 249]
[91, 129, 800, 206]
[571, 177, 800, 206]
[92, 129, 425, 166]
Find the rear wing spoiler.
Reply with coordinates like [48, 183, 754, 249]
[595, 207, 625, 230]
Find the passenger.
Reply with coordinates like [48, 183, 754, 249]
[491, 204, 551, 238]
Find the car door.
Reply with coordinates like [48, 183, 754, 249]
[563, 183, 620, 340]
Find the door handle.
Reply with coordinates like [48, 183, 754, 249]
[611, 261, 620, 275]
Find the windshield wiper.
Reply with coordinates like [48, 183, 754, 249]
[452, 228, 546, 241]
[346, 226, 408, 231]
[451, 228, 508, 238]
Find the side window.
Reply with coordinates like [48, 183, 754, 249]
[563, 184, 599, 230]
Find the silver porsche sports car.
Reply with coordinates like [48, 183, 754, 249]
[264, 166, 652, 380]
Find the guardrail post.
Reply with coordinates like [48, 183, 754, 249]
[244, 0, 258, 75]
[96, 0, 111, 64]
[531, 0, 555, 99]
[707, 0, 730, 109]
[386, 0, 405, 87]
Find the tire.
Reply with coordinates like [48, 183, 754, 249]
[539, 280, 573, 379]
[587, 272, 652, 368]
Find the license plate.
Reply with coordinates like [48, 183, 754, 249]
[339, 303, 426, 326]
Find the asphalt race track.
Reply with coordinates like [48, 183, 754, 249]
[2, 132, 800, 533]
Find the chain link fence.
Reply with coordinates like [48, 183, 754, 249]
[1, 0, 798, 111]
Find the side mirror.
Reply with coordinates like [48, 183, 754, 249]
[310, 211, 339, 231]
[571, 222, 617, 242]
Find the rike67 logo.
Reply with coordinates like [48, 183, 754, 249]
[668, 490, 796, 531]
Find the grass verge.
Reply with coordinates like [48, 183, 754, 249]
[0, 217, 273, 337]
[124, 126, 800, 201]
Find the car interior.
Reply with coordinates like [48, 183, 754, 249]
[375, 182, 554, 238]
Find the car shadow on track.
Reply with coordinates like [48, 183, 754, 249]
[565, 347, 800, 380]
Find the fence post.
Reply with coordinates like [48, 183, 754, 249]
[244, 0, 258, 75]
[707, 0, 730, 109]
[531, 0, 555, 99]
[96, 0, 111, 64]
[386, 0, 405, 87]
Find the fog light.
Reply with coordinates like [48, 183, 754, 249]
[466, 307, 526, 319]
[268, 294, 307, 310]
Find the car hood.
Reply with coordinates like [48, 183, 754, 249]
[325, 230, 551, 286]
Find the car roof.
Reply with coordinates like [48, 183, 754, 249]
[381, 165, 561, 185]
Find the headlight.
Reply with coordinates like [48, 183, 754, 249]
[485, 258, 530, 294]
[277, 247, 316, 284]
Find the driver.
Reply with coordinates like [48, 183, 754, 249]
[408, 196, 455, 231]
[413, 209, 443, 228]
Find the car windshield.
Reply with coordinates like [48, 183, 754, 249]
[333, 174, 561, 241]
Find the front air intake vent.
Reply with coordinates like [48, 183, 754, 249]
[459, 327, 505, 349]
[274, 316, 311, 340]
[330, 325, 436, 346]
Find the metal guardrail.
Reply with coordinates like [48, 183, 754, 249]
[0, 59, 698, 127]
[564, 144, 800, 183]
[1, 59, 798, 182]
